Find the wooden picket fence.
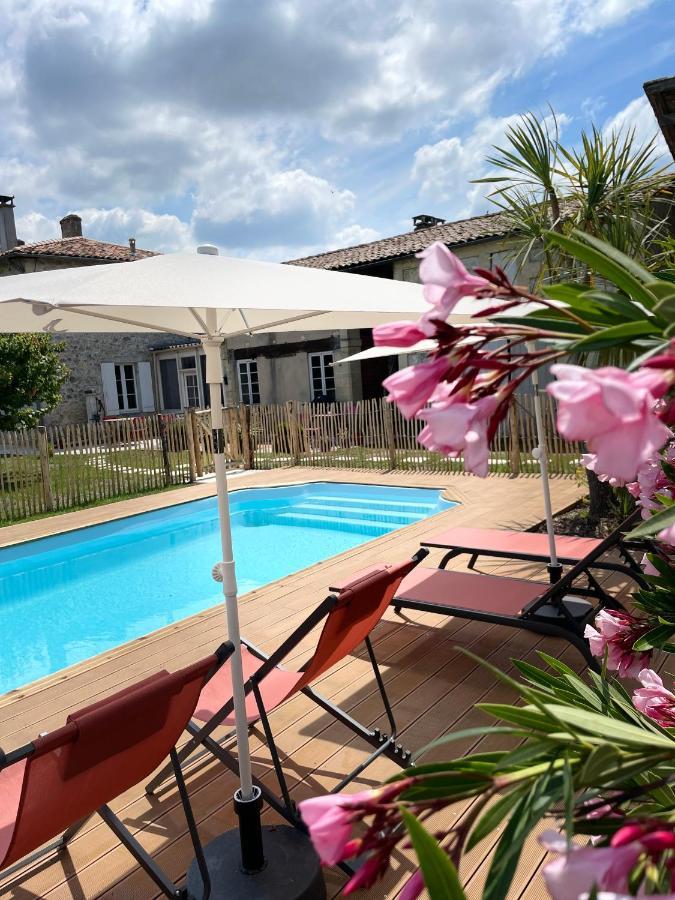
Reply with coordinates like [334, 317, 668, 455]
[0, 411, 240, 524]
[0, 395, 579, 524]
[246, 393, 581, 477]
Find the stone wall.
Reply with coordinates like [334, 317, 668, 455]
[42, 333, 160, 425]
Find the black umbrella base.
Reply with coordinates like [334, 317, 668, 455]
[186, 825, 326, 900]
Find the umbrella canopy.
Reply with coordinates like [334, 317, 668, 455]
[0, 252, 426, 336]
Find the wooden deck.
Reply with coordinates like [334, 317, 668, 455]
[0, 468, 620, 900]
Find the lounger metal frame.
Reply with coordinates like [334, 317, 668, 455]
[0, 643, 234, 899]
[421, 510, 647, 589]
[394, 527, 637, 670]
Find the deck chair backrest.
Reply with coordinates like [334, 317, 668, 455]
[0, 652, 222, 871]
[292, 554, 423, 695]
[527, 511, 641, 615]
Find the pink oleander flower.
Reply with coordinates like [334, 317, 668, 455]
[343, 853, 388, 895]
[298, 790, 375, 865]
[584, 609, 652, 679]
[633, 669, 675, 727]
[658, 522, 675, 548]
[626, 446, 675, 519]
[417, 242, 491, 334]
[548, 365, 671, 482]
[382, 356, 450, 419]
[373, 320, 429, 348]
[399, 869, 425, 900]
[642, 553, 660, 576]
[540, 831, 640, 899]
[581, 453, 625, 488]
[416, 383, 499, 477]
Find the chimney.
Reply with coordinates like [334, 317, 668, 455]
[0, 195, 18, 251]
[60, 213, 82, 238]
[413, 214, 445, 231]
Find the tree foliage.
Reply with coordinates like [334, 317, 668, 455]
[0, 333, 69, 429]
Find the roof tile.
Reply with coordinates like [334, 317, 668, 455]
[285, 209, 514, 270]
[1, 236, 157, 262]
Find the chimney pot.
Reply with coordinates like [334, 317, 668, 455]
[0, 195, 18, 251]
[413, 214, 445, 231]
[60, 213, 82, 239]
[197, 244, 219, 256]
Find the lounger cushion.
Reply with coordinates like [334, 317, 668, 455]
[194, 647, 302, 726]
[422, 527, 601, 561]
[395, 567, 547, 616]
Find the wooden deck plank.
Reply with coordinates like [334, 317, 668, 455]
[0, 468, 591, 898]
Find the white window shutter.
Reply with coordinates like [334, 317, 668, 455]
[100, 363, 119, 415]
[138, 361, 155, 412]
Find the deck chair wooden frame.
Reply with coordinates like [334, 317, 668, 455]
[393, 523, 638, 670]
[421, 509, 647, 588]
[0, 642, 234, 899]
[146, 550, 428, 828]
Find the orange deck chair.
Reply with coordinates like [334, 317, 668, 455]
[0, 642, 233, 899]
[146, 550, 428, 825]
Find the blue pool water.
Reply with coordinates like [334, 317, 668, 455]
[0, 482, 454, 693]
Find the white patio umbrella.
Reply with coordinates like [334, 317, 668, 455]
[0, 250, 427, 898]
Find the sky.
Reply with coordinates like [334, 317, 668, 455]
[2, 0, 674, 262]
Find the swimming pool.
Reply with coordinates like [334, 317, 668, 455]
[0, 482, 454, 694]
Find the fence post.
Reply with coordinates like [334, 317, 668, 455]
[382, 399, 397, 470]
[287, 401, 300, 466]
[157, 416, 172, 485]
[508, 401, 521, 476]
[240, 404, 254, 469]
[191, 408, 203, 477]
[184, 409, 198, 483]
[36, 426, 54, 511]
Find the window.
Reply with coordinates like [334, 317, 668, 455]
[156, 349, 212, 410]
[159, 358, 181, 410]
[238, 359, 260, 405]
[309, 352, 335, 402]
[490, 250, 519, 283]
[114, 363, 139, 411]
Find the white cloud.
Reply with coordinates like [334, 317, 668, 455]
[0, 0, 660, 256]
[603, 95, 670, 161]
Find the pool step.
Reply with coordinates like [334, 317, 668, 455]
[298, 495, 437, 515]
[273, 511, 392, 536]
[291, 502, 421, 525]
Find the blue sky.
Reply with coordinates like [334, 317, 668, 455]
[2, 0, 673, 260]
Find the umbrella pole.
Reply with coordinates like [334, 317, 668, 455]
[528, 354, 562, 584]
[190, 337, 325, 900]
[203, 337, 264, 868]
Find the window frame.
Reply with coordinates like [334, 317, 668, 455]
[308, 351, 336, 402]
[154, 348, 206, 411]
[113, 362, 140, 412]
[237, 358, 261, 405]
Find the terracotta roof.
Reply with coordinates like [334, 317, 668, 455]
[285, 209, 514, 270]
[1, 236, 158, 262]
